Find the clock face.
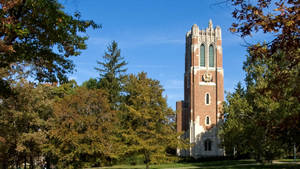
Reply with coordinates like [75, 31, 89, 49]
[203, 73, 212, 82]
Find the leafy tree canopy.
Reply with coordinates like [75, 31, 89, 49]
[230, 0, 299, 56]
[0, 0, 100, 97]
[0, 80, 53, 168]
[81, 78, 99, 89]
[121, 72, 183, 169]
[220, 0, 300, 161]
[46, 87, 117, 168]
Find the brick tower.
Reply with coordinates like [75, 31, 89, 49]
[176, 20, 224, 158]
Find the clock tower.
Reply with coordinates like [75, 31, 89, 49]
[176, 20, 224, 158]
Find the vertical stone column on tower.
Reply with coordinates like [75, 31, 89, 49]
[190, 24, 200, 153]
[215, 26, 224, 121]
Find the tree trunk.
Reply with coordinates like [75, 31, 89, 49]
[2, 158, 8, 169]
[30, 155, 34, 169]
[24, 155, 27, 169]
[294, 143, 297, 162]
[46, 156, 51, 169]
[144, 152, 150, 169]
[16, 153, 21, 169]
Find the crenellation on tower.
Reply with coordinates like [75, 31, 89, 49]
[215, 26, 222, 39]
[192, 24, 199, 35]
[186, 30, 191, 37]
[176, 20, 224, 158]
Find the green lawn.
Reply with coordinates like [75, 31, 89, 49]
[279, 159, 300, 162]
[89, 160, 300, 169]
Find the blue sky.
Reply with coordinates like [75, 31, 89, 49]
[61, 0, 253, 109]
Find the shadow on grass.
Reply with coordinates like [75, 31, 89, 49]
[188, 164, 300, 169]
[152, 161, 298, 169]
[179, 160, 256, 167]
[93, 160, 299, 169]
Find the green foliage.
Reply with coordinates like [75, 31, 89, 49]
[82, 78, 100, 89]
[221, 0, 300, 162]
[51, 79, 78, 99]
[230, 0, 299, 62]
[0, 1, 186, 169]
[45, 87, 117, 168]
[0, 0, 100, 97]
[120, 72, 182, 169]
[221, 49, 299, 161]
[0, 80, 53, 168]
[0, 80, 121, 169]
[95, 41, 127, 109]
[244, 49, 299, 160]
[220, 82, 251, 157]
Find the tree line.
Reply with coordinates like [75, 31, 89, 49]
[0, 1, 184, 168]
[0, 33, 183, 169]
[1, 0, 299, 168]
[220, 0, 299, 162]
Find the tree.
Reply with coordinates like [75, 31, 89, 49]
[220, 82, 251, 158]
[51, 79, 78, 99]
[221, 49, 299, 162]
[229, 0, 299, 106]
[120, 72, 180, 169]
[230, 0, 299, 61]
[220, 0, 300, 161]
[81, 78, 99, 89]
[0, 0, 100, 97]
[243, 49, 299, 161]
[95, 41, 127, 109]
[0, 80, 53, 169]
[45, 87, 118, 168]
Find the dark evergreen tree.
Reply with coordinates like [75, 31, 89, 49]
[95, 41, 127, 109]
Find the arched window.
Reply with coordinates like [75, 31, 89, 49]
[209, 45, 214, 67]
[204, 139, 212, 151]
[200, 44, 205, 67]
[205, 116, 210, 125]
[205, 93, 210, 105]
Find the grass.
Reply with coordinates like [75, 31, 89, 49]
[278, 159, 300, 162]
[89, 160, 300, 169]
